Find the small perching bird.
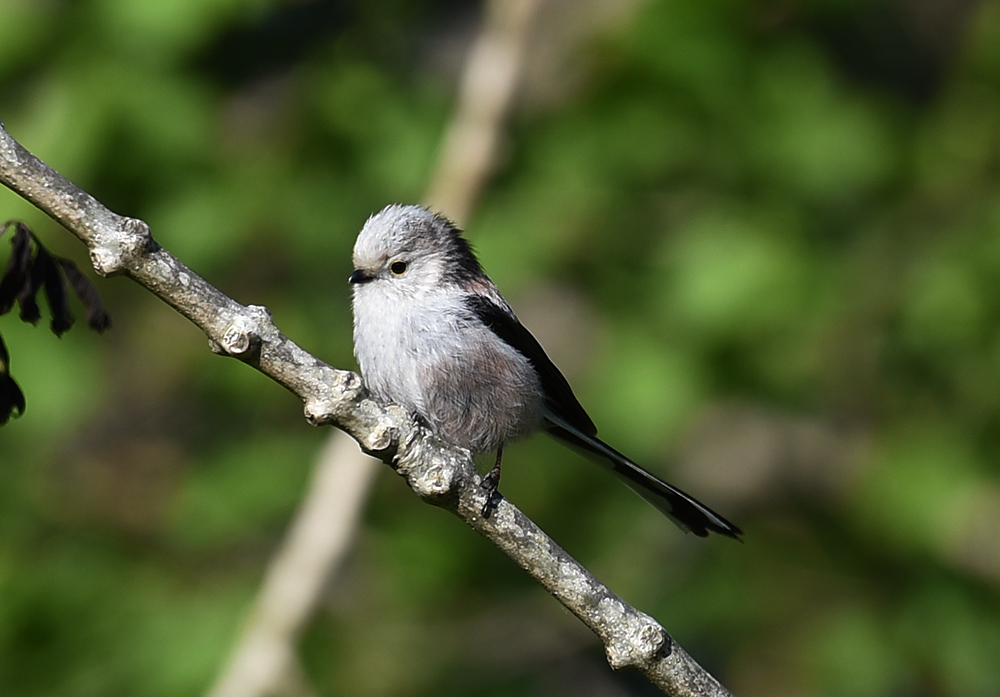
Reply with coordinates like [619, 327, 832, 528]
[349, 204, 741, 539]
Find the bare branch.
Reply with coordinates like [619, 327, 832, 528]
[0, 119, 733, 695]
[207, 431, 380, 697]
[423, 0, 543, 224]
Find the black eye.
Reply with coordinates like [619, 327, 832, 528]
[390, 260, 408, 276]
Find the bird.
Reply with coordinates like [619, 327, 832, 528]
[349, 204, 741, 539]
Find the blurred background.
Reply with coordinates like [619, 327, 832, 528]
[2, 0, 1000, 695]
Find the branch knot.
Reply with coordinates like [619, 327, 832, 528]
[600, 601, 668, 669]
[303, 370, 366, 426]
[90, 217, 155, 276]
[218, 316, 261, 357]
[395, 430, 470, 505]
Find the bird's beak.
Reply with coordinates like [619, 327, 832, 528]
[348, 269, 375, 285]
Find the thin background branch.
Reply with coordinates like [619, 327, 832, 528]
[423, 0, 543, 225]
[207, 431, 378, 697]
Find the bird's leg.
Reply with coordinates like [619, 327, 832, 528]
[480, 444, 504, 518]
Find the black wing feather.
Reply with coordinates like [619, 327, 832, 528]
[465, 294, 597, 436]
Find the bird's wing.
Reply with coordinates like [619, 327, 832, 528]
[464, 293, 597, 436]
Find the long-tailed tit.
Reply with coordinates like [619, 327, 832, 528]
[349, 204, 741, 539]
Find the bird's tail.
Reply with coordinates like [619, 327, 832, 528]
[545, 416, 742, 539]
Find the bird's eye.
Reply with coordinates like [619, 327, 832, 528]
[390, 260, 408, 276]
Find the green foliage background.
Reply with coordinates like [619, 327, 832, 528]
[3, 0, 1000, 695]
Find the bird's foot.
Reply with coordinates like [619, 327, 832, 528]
[480, 468, 502, 518]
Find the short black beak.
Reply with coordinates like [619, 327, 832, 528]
[348, 269, 375, 285]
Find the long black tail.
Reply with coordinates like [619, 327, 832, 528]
[545, 417, 742, 539]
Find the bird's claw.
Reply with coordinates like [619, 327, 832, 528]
[480, 470, 502, 518]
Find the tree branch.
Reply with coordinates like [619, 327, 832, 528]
[423, 0, 543, 224]
[207, 431, 380, 697]
[0, 121, 733, 696]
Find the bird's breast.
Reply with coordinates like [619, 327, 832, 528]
[352, 287, 542, 453]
